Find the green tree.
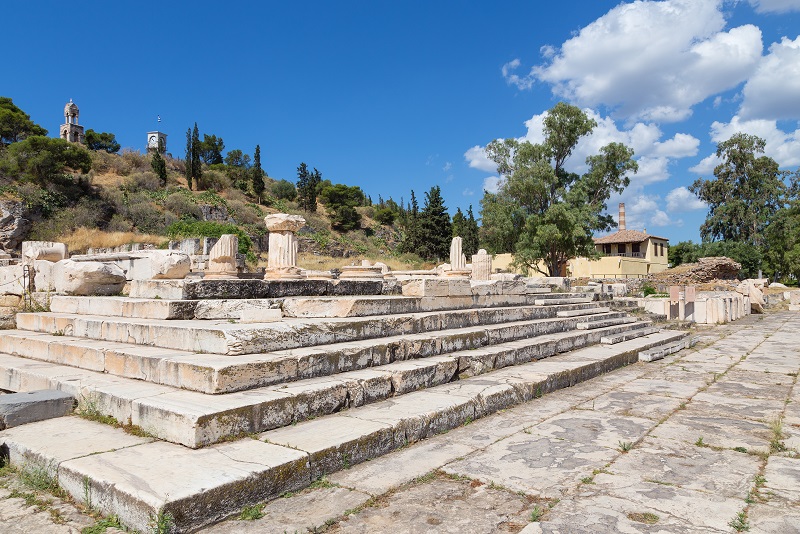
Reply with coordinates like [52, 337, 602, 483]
[319, 182, 364, 231]
[0, 97, 47, 146]
[2, 136, 91, 182]
[690, 133, 786, 246]
[251, 144, 265, 201]
[481, 102, 637, 276]
[464, 205, 479, 257]
[190, 123, 202, 190]
[224, 149, 251, 191]
[199, 134, 224, 165]
[296, 163, 322, 212]
[84, 129, 120, 153]
[271, 179, 297, 200]
[151, 139, 168, 187]
[416, 186, 451, 261]
[184, 127, 193, 190]
[399, 191, 421, 254]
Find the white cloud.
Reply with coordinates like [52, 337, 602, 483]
[689, 153, 721, 174]
[482, 176, 503, 194]
[739, 36, 800, 120]
[633, 156, 671, 184]
[747, 0, 800, 13]
[464, 145, 497, 172]
[462, 188, 475, 196]
[528, 0, 762, 122]
[709, 116, 800, 166]
[443, 162, 452, 172]
[666, 186, 707, 212]
[652, 133, 700, 158]
[623, 195, 679, 230]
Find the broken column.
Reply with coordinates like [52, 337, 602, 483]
[443, 237, 470, 278]
[471, 249, 492, 281]
[264, 214, 306, 280]
[204, 234, 239, 279]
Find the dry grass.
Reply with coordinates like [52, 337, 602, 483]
[267, 253, 431, 272]
[56, 227, 166, 253]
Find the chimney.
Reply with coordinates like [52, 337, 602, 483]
[619, 203, 626, 231]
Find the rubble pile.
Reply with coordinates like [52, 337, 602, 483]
[649, 256, 741, 286]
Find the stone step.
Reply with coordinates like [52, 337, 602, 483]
[15, 303, 614, 356]
[600, 326, 662, 344]
[556, 306, 610, 318]
[532, 292, 594, 301]
[49, 293, 559, 320]
[534, 297, 594, 306]
[0, 320, 664, 448]
[0, 313, 648, 395]
[0, 329, 687, 533]
[639, 335, 698, 362]
[576, 317, 640, 330]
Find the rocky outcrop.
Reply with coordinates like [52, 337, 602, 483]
[650, 256, 741, 285]
[0, 200, 31, 251]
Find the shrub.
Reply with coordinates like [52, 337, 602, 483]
[166, 220, 256, 262]
[374, 206, 396, 225]
[197, 169, 231, 192]
[122, 172, 161, 192]
[642, 284, 657, 296]
[164, 192, 202, 219]
[272, 179, 297, 201]
[228, 199, 263, 225]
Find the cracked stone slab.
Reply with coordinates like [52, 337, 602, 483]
[607, 435, 760, 497]
[575, 390, 685, 421]
[650, 411, 772, 452]
[762, 455, 800, 502]
[526, 410, 654, 451]
[617, 378, 702, 398]
[748, 502, 800, 534]
[442, 432, 619, 498]
[687, 391, 785, 422]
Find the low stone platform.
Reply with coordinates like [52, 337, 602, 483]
[129, 278, 389, 300]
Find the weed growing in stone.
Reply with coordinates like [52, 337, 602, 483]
[733, 446, 748, 453]
[769, 417, 787, 453]
[529, 505, 544, 522]
[149, 509, 175, 534]
[82, 515, 123, 534]
[695, 436, 707, 447]
[238, 504, 265, 520]
[309, 476, 336, 490]
[728, 510, 750, 532]
[580, 476, 595, 484]
[618, 441, 633, 452]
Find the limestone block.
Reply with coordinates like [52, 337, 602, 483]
[402, 278, 449, 297]
[790, 304, 800, 311]
[22, 241, 68, 263]
[0, 264, 26, 296]
[0, 390, 74, 429]
[490, 273, 518, 281]
[264, 213, 306, 233]
[238, 308, 283, 323]
[790, 291, 800, 306]
[146, 250, 191, 280]
[53, 260, 126, 296]
[470, 280, 502, 296]
[471, 249, 492, 281]
[33, 259, 56, 292]
[694, 298, 707, 323]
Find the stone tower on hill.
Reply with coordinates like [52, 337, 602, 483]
[60, 99, 84, 144]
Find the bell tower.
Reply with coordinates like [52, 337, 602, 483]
[60, 100, 85, 143]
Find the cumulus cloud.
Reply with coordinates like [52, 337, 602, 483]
[482, 176, 503, 194]
[739, 36, 800, 120]
[666, 186, 707, 212]
[464, 145, 497, 172]
[709, 116, 800, 166]
[689, 154, 721, 174]
[747, 0, 800, 13]
[462, 188, 475, 196]
[652, 133, 700, 158]
[525, 0, 762, 122]
[443, 162, 452, 172]
[622, 195, 678, 230]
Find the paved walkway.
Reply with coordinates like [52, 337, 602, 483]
[1, 312, 798, 533]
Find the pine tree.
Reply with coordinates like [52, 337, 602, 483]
[417, 186, 452, 261]
[184, 128, 193, 191]
[296, 163, 322, 212]
[252, 144, 265, 202]
[399, 190, 421, 255]
[464, 205, 480, 257]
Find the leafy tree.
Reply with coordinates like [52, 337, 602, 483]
[199, 134, 224, 165]
[251, 144, 265, 201]
[1, 136, 91, 182]
[764, 175, 800, 282]
[374, 206, 396, 225]
[296, 163, 322, 212]
[399, 190, 421, 254]
[318, 182, 364, 231]
[271, 179, 297, 200]
[481, 102, 637, 276]
[84, 129, 120, 153]
[416, 186, 452, 261]
[151, 139, 168, 187]
[464, 205, 480, 257]
[668, 239, 763, 279]
[0, 97, 47, 146]
[224, 149, 251, 191]
[689, 133, 786, 246]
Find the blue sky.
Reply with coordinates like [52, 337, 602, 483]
[4, 0, 800, 243]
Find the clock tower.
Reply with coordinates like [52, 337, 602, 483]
[146, 131, 167, 154]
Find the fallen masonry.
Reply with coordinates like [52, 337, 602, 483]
[0, 232, 704, 532]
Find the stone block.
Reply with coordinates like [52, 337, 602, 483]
[790, 291, 800, 306]
[402, 278, 449, 297]
[0, 390, 74, 429]
[53, 260, 126, 296]
[22, 241, 68, 263]
[238, 308, 283, 323]
[32, 260, 55, 292]
[0, 264, 26, 296]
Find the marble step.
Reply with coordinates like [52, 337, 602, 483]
[639, 336, 698, 362]
[0, 329, 687, 533]
[0, 315, 649, 395]
[49, 293, 557, 320]
[15, 304, 617, 356]
[600, 326, 662, 344]
[556, 306, 610, 318]
[576, 317, 639, 330]
[534, 297, 594, 306]
[0, 321, 668, 448]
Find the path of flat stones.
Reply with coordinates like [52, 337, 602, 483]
[1, 312, 798, 533]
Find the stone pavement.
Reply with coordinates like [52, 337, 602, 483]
[1, 311, 798, 533]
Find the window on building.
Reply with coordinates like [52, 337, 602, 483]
[659, 243, 664, 256]
[631, 243, 640, 255]
[603, 244, 611, 254]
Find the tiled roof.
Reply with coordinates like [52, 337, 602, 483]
[593, 229, 668, 244]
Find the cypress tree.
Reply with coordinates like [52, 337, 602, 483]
[151, 139, 168, 187]
[252, 144, 265, 202]
[417, 186, 452, 261]
[464, 205, 480, 257]
[190, 123, 202, 190]
[184, 128, 193, 191]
